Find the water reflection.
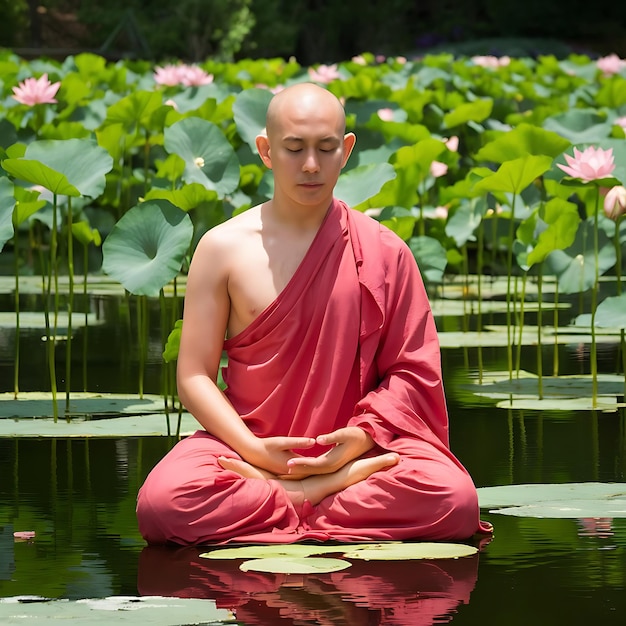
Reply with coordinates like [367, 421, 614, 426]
[137, 545, 480, 625]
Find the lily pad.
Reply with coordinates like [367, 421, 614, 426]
[0, 595, 234, 624]
[478, 482, 626, 518]
[342, 542, 478, 560]
[464, 370, 625, 412]
[239, 557, 352, 574]
[200, 543, 345, 560]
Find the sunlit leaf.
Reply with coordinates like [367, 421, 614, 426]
[478, 482, 626, 518]
[164, 118, 240, 196]
[475, 123, 571, 163]
[345, 542, 478, 560]
[102, 200, 193, 296]
[162, 319, 183, 362]
[0, 177, 15, 252]
[335, 162, 396, 207]
[232, 87, 273, 154]
[473, 155, 553, 195]
[408, 235, 448, 283]
[443, 99, 493, 129]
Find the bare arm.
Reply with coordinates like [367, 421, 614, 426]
[176, 229, 314, 474]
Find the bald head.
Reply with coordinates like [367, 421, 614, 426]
[265, 83, 347, 138]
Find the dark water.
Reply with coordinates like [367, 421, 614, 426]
[1, 300, 625, 624]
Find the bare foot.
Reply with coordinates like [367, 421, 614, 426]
[298, 453, 400, 506]
[217, 456, 275, 480]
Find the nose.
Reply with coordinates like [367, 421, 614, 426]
[302, 149, 320, 173]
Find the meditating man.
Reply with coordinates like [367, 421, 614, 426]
[136, 82, 492, 545]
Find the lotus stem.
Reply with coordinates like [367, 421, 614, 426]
[505, 195, 517, 381]
[516, 272, 527, 378]
[537, 270, 543, 399]
[553, 279, 559, 377]
[590, 190, 600, 408]
[65, 197, 74, 417]
[47, 195, 59, 422]
[13, 229, 20, 399]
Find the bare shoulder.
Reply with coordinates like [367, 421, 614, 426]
[193, 206, 262, 263]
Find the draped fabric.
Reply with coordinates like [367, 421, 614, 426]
[137, 199, 490, 545]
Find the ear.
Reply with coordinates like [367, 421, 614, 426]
[256, 134, 272, 169]
[341, 132, 356, 167]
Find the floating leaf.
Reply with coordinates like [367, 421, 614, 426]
[239, 557, 352, 574]
[478, 482, 626, 518]
[344, 542, 478, 560]
[201, 543, 340, 560]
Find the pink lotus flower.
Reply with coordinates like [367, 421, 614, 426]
[352, 55, 367, 65]
[377, 108, 394, 121]
[434, 206, 449, 219]
[472, 55, 510, 69]
[430, 161, 448, 178]
[154, 64, 213, 87]
[603, 185, 626, 220]
[179, 65, 214, 87]
[596, 54, 626, 77]
[308, 64, 340, 84]
[443, 136, 459, 152]
[11, 73, 60, 106]
[557, 146, 615, 183]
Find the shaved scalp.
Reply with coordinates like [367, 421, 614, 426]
[265, 83, 346, 137]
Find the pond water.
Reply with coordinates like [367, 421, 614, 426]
[0, 294, 625, 625]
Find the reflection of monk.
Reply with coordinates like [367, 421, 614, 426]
[137, 545, 480, 626]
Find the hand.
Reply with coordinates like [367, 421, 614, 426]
[240, 435, 316, 476]
[283, 427, 375, 478]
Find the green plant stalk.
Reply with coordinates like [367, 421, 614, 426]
[65, 197, 74, 416]
[476, 222, 484, 383]
[536, 270, 543, 399]
[615, 215, 625, 399]
[47, 196, 59, 422]
[137, 295, 147, 398]
[516, 272, 527, 378]
[82, 243, 89, 391]
[553, 279, 559, 377]
[505, 196, 517, 381]
[159, 289, 171, 437]
[590, 190, 600, 408]
[13, 227, 20, 399]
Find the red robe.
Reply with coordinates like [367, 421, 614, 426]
[137, 199, 490, 544]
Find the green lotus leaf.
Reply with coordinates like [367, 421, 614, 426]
[232, 87, 273, 154]
[473, 154, 553, 195]
[1, 158, 80, 196]
[162, 319, 183, 362]
[0, 177, 15, 252]
[578, 293, 626, 329]
[443, 98, 493, 129]
[544, 219, 616, 294]
[543, 109, 613, 144]
[71, 221, 101, 247]
[239, 557, 352, 574]
[478, 482, 626, 518]
[103, 90, 164, 132]
[445, 198, 487, 247]
[408, 235, 448, 284]
[344, 542, 478, 560]
[144, 182, 219, 212]
[475, 123, 571, 163]
[102, 200, 193, 296]
[164, 117, 240, 196]
[201, 544, 339, 560]
[335, 162, 396, 208]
